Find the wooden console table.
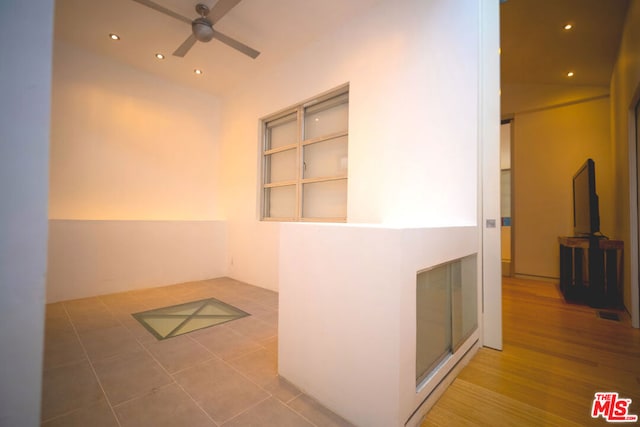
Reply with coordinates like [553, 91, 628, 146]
[558, 236, 623, 308]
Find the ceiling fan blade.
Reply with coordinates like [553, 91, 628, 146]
[212, 29, 260, 59]
[208, 0, 242, 25]
[131, 0, 192, 25]
[173, 34, 198, 57]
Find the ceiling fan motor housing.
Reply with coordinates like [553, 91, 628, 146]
[193, 17, 214, 42]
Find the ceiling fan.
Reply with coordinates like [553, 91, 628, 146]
[132, 0, 260, 59]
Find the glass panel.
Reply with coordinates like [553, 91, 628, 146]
[171, 316, 237, 336]
[264, 149, 297, 183]
[501, 170, 511, 218]
[302, 180, 347, 219]
[416, 264, 452, 385]
[266, 113, 297, 150]
[451, 255, 477, 350]
[132, 298, 249, 340]
[264, 185, 296, 218]
[304, 93, 348, 140]
[303, 136, 348, 179]
[140, 315, 183, 338]
[198, 302, 245, 316]
[154, 306, 198, 316]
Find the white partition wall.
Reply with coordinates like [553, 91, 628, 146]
[279, 225, 479, 427]
[0, 1, 53, 425]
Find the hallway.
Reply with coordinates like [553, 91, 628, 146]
[423, 277, 640, 425]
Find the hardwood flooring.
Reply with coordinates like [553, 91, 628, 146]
[422, 277, 640, 426]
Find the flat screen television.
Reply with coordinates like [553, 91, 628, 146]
[573, 158, 600, 236]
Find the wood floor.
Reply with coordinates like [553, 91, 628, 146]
[422, 277, 640, 426]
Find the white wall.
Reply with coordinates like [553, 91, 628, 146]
[513, 97, 612, 278]
[48, 41, 226, 301]
[47, 220, 227, 302]
[279, 224, 479, 427]
[220, 0, 480, 290]
[0, 1, 53, 425]
[610, 0, 640, 325]
[50, 41, 223, 220]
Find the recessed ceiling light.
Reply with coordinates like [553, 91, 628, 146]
[155, 53, 165, 60]
[567, 71, 575, 77]
[109, 33, 120, 41]
[194, 69, 203, 75]
[563, 24, 573, 30]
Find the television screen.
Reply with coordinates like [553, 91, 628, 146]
[573, 158, 600, 236]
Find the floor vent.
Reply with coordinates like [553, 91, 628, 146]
[597, 311, 620, 321]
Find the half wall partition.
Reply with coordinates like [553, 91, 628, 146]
[278, 224, 480, 427]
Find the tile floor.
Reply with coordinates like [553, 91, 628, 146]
[41, 277, 354, 427]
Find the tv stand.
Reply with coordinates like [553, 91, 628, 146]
[558, 236, 623, 308]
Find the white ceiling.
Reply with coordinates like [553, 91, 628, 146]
[501, 0, 630, 87]
[54, 0, 383, 97]
[55, 0, 632, 98]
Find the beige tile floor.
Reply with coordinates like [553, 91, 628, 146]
[41, 277, 354, 427]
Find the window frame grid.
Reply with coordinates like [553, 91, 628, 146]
[260, 85, 349, 222]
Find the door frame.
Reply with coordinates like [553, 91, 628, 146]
[480, 0, 502, 350]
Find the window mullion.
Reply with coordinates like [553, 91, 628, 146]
[264, 180, 297, 188]
[264, 143, 298, 156]
[302, 131, 349, 147]
[296, 106, 304, 221]
[301, 176, 348, 185]
[261, 121, 269, 219]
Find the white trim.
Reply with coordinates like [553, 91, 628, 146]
[480, 0, 502, 349]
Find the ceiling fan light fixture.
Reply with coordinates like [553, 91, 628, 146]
[192, 18, 214, 42]
[134, 0, 260, 59]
